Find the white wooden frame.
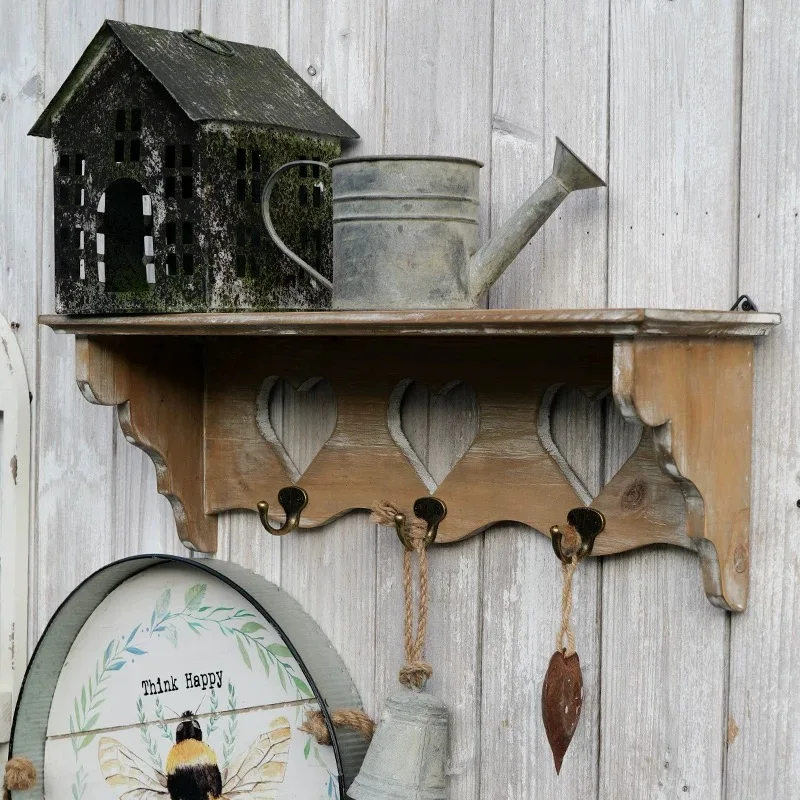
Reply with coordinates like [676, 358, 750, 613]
[0, 312, 30, 757]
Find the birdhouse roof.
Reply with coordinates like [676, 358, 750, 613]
[29, 20, 359, 140]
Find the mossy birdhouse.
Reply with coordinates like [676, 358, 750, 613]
[30, 21, 358, 314]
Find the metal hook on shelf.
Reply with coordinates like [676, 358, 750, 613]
[257, 486, 309, 536]
[550, 507, 605, 564]
[394, 496, 448, 550]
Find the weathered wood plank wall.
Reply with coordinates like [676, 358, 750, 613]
[0, 0, 797, 797]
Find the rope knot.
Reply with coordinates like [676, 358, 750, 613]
[299, 709, 376, 746]
[4, 757, 36, 793]
[399, 660, 433, 690]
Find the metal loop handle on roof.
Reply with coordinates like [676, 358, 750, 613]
[182, 29, 235, 56]
[261, 160, 333, 291]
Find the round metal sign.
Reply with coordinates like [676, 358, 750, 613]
[9, 555, 366, 800]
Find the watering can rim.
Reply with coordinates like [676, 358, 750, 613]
[330, 154, 484, 168]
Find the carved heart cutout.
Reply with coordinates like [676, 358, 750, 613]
[256, 377, 337, 480]
[538, 385, 641, 502]
[388, 379, 480, 491]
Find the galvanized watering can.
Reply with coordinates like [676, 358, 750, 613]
[262, 138, 605, 310]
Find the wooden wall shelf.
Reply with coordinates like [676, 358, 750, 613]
[41, 308, 781, 612]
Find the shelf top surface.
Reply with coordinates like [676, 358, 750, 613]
[39, 308, 781, 337]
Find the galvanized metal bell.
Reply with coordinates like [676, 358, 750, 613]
[348, 689, 449, 800]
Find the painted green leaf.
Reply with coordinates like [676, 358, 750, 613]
[239, 622, 265, 634]
[257, 645, 271, 676]
[163, 623, 178, 648]
[267, 644, 293, 659]
[293, 676, 312, 698]
[304, 737, 311, 758]
[236, 635, 252, 669]
[156, 589, 171, 619]
[78, 732, 98, 751]
[126, 624, 141, 645]
[184, 583, 207, 611]
[126, 646, 147, 655]
[83, 713, 100, 731]
[278, 667, 287, 691]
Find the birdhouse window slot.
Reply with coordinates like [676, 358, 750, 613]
[299, 156, 309, 178]
[237, 178, 246, 201]
[166, 176, 176, 199]
[183, 222, 193, 244]
[250, 178, 260, 203]
[166, 145, 176, 169]
[312, 163, 320, 179]
[252, 150, 261, 172]
[181, 145, 193, 168]
[73, 228, 82, 248]
[114, 140, 125, 163]
[74, 186, 83, 206]
[131, 108, 141, 132]
[166, 252, 177, 276]
[183, 252, 194, 275]
[115, 109, 126, 132]
[236, 148, 246, 171]
[59, 153, 70, 175]
[313, 185, 321, 208]
[75, 154, 85, 176]
[299, 185, 308, 205]
[166, 222, 176, 245]
[181, 175, 193, 199]
[59, 184, 69, 206]
[59, 227, 70, 245]
[130, 140, 141, 162]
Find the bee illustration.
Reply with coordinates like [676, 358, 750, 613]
[98, 710, 290, 799]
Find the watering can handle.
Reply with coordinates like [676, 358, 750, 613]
[261, 160, 333, 291]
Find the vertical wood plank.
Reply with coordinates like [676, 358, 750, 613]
[34, 0, 123, 641]
[200, 3, 289, 572]
[726, 0, 800, 795]
[275, 0, 388, 720]
[379, 3, 492, 795]
[601, 1, 739, 796]
[199, 0, 289, 52]
[112, 0, 203, 560]
[288, 0, 384, 153]
[0, 0, 43, 655]
[482, 1, 608, 795]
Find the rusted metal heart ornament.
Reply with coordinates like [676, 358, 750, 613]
[542, 650, 583, 774]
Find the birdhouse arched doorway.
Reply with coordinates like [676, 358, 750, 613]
[97, 178, 154, 292]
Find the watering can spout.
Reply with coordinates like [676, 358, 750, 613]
[467, 138, 605, 304]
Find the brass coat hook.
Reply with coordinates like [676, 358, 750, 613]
[257, 486, 309, 536]
[550, 507, 605, 564]
[393, 497, 448, 550]
[414, 496, 447, 545]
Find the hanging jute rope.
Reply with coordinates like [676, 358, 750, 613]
[555, 523, 580, 656]
[372, 501, 432, 691]
[556, 557, 578, 657]
[302, 499, 433, 746]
